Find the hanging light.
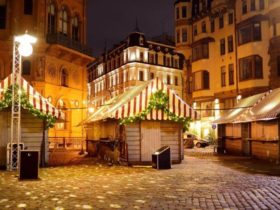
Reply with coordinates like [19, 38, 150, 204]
[15, 33, 37, 57]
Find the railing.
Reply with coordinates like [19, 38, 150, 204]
[46, 33, 92, 56]
[49, 137, 86, 150]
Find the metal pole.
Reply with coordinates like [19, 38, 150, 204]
[8, 38, 22, 170]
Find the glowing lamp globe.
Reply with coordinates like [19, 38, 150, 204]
[18, 42, 33, 57]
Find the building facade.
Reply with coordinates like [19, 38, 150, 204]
[87, 30, 185, 109]
[0, 0, 94, 146]
[175, 0, 280, 138]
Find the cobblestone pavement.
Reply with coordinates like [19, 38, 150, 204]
[1, 151, 280, 210]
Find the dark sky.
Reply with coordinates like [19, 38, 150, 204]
[87, 0, 175, 57]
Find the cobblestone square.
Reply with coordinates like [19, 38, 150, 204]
[0, 150, 280, 210]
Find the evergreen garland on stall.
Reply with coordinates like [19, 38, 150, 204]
[0, 85, 57, 128]
[119, 90, 191, 131]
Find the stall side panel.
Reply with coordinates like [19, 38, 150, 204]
[160, 122, 180, 163]
[0, 111, 9, 168]
[125, 123, 141, 162]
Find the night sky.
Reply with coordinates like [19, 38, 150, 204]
[87, 0, 175, 57]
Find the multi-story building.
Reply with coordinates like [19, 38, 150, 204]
[87, 29, 185, 109]
[175, 0, 280, 138]
[0, 0, 94, 145]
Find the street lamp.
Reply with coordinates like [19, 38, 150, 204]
[7, 33, 37, 171]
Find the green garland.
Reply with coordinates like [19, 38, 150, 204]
[0, 85, 57, 128]
[119, 90, 191, 131]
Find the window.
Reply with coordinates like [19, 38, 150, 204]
[192, 43, 209, 61]
[167, 75, 171, 85]
[228, 13, 234, 24]
[193, 71, 210, 91]
[22, 60, 31, 75]
[219, 15, 224, 29]
[150, 72, 154, 80]
[176, 7, 179, 19]
[242, 0, 247, 14]
[239, 55, 263, 81]
[56, 100, 66, 130]
[166, 57, 171, 66]
[174, 59, 178, 68]
[149, 53, 154, 63]
[251, 0, 256, 11]
[220, 39, 225, 55]
[47, 3, 56, 33]
[72, 16, 79, 41]
[238, 22, 261, 44]
[182, 6, 187, 18]
[139, 71, 144, 81]
[182, 28, 187, 42]
[59, 7, 68, 36]
[140, 52, 144, 62]
[0, 1, 6, 29]
[229, 64, 234, 85]
[228, 35, 234, 53]
[194, 25, 197, 36]
[61, 69, 68, 86]
[24, 0, 33, 15]
[174, 76, 178, 86]
[221, 66, 226, 87]
[211, 19, 215, 32]
[176, 30, 180, 43]
[201, 21, 206, 33]
[259, 0, 265, 10]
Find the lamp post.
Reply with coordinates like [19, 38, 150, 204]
[7, 33, 37, 171]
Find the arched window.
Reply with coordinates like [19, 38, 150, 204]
[61, 68, 68, 87]
[47, 2, 56, 33]
[72, 16, 79, 41]
[59, 6, 68, 36]
[56, 99, 66, 130]
[22, 60, 31, 75]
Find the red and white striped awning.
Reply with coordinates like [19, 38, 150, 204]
[85, 78, 197, 123]
[0, 74, 64, 119]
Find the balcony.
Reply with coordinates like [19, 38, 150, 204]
[46, 33, 92, 56]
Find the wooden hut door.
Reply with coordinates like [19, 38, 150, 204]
[141, 121, 161, 161]
[241, 123, 251, 156]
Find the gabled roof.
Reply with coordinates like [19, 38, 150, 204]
[82, 78, 197, 124]
[0, 74, 64, 120]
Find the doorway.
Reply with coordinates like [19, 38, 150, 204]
[241, 123, 251, 156]
[141, 121, 161, 161]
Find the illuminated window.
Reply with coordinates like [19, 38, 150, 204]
[47, 3, 56, 33]
[24, 0, 33, 15]
[193, 70, 209, 91]
[72, 16, 79, 41]
[56, 100, 66, 130]
[59, 7, 68, 36]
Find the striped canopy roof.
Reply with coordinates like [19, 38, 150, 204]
[84, 78, 197, 124]
[0, 74, 64, 120]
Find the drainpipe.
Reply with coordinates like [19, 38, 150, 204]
[233, 0, 240, 97]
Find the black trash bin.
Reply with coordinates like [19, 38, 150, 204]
[152, 146, 171, 169]
[19, 150, 39, 180]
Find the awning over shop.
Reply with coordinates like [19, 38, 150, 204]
[0, 74, 64, 120]
[83, 78, 197, 124]
[213, 92, 268, 124]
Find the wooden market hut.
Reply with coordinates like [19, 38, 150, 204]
[214, 88, 280, 163]
[83, 78, 197, 165]
[0, 74, 64, 168]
